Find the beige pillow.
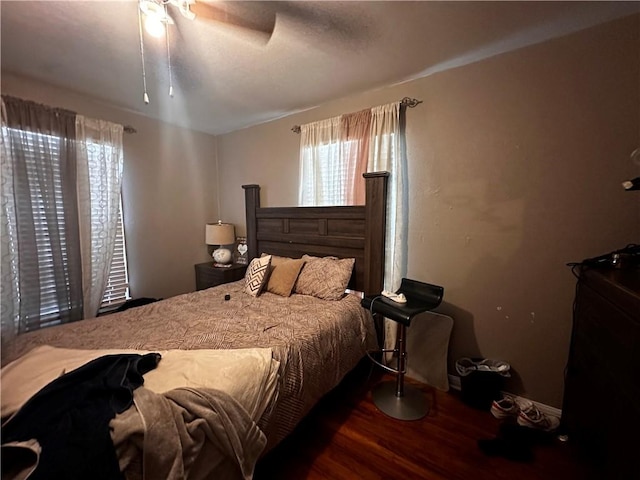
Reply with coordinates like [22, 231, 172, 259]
[265, 257, 306, 297]
[294, 255, 355, 300]
[244, 255, 272, 297]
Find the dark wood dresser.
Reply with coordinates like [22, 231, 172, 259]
[561, 266, 640, 478]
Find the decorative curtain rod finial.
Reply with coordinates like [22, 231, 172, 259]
[400, 97, 423, 108]
[291, 125, 301, 134]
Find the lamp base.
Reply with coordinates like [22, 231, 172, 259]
[212, 247, 232, 264]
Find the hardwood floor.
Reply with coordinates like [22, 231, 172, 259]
[255, 364, 590, 479]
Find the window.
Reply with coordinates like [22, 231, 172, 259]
[300, 139, 358, 206]
[100, 195, 130, 308]
[82, 139, 130, 309]
[5, 127, 129, 324]
[19, 129, 71, 328]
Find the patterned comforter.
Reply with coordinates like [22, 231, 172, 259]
[2, 280, 377, 450]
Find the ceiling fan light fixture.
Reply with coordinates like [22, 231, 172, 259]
[137, 0, 180, 105]
[144, 15, 165, 37]
[140, 0, 166, 19]
[139, 0, 175, 36]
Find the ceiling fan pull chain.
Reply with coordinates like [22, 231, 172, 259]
[137, 1, 150, 104]
[165, 2, 174, 98]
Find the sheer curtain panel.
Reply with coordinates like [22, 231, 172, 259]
[75, 116, 124, 318]
[340, 109, 372, 205]
[299, 111, 373, 206]
[1, 96, 83, 342]
[299, 116, 342, 206]
[367, 102, 408, 359]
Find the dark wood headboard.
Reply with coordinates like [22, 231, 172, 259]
[243, 172, 389, 296]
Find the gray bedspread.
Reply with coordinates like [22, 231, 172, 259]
[2, 280, 377, 450]
[111, 386, 266, 480]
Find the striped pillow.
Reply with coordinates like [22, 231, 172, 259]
[244, 255, 272, 297]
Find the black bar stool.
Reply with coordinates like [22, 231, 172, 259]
[362, 278, 444, 420]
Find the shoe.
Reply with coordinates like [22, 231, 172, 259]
[517, 402, 559, 432]
[490, 395, 520, 420]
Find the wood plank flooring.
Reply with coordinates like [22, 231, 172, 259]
[255, 364, 590, 479]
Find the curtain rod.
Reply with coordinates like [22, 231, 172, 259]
[2, 95, 138, 134]
[291, 97, 422, 134]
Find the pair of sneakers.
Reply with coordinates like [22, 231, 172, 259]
[490, 394, 559, 432]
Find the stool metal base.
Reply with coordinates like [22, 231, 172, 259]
[372, 381, 429, 420]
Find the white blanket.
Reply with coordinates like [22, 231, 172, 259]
[1, 345, 280, 422]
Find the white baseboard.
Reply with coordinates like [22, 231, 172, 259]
[447, 374, 561, 419]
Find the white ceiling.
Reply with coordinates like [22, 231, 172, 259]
[2, 1, 638, 135]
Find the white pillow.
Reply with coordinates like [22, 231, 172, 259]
[244, 255, 272, 297]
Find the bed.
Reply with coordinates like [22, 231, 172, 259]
[1, 172, 390, 480]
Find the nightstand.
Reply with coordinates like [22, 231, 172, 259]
[194, 263, 247, 291]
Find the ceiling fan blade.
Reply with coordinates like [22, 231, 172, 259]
[190, 2, 275, 37]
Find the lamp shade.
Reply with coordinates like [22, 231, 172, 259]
[205, 222, 235, 246]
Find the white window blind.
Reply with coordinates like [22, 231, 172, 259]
[7, 127, 129, 323]
[22, 130, 70, 329]
[100, 197, 130, 308]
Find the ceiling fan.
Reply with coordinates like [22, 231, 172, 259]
[137, 0, 275, 104]
[138, 0, 276, 39]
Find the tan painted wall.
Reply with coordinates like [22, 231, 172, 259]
[217, 15, 640, 407]
[3, 14, 637, 407]
[1, 73, 219, 299]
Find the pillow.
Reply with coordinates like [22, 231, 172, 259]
[244, 255, 272, 297]
[261, 254, 294, 262]
[265, 256, 305, 297]
[294, 255, 355, 300]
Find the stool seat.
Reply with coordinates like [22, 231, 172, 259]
[361, 297, 439, 326]
[362, 278, 444, 420]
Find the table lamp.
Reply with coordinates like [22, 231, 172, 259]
[205, 221, 235, 265]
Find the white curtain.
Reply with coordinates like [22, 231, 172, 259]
[1, 101, 18, 344]
[75, 116, 124, 319]
[367, 103, 407, 358]
[299, 116, 343, 206]
[298, 102, 408, 359]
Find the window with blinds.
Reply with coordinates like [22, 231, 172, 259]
[8, 127, 129, 322]
[24, 131, 72, 329]
[100, 197, 130, 308]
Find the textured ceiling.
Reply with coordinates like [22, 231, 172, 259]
[2, 1, 638, 135]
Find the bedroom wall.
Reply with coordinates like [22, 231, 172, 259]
[216, 14, 640, 408]
[1, 73, 219, 300]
